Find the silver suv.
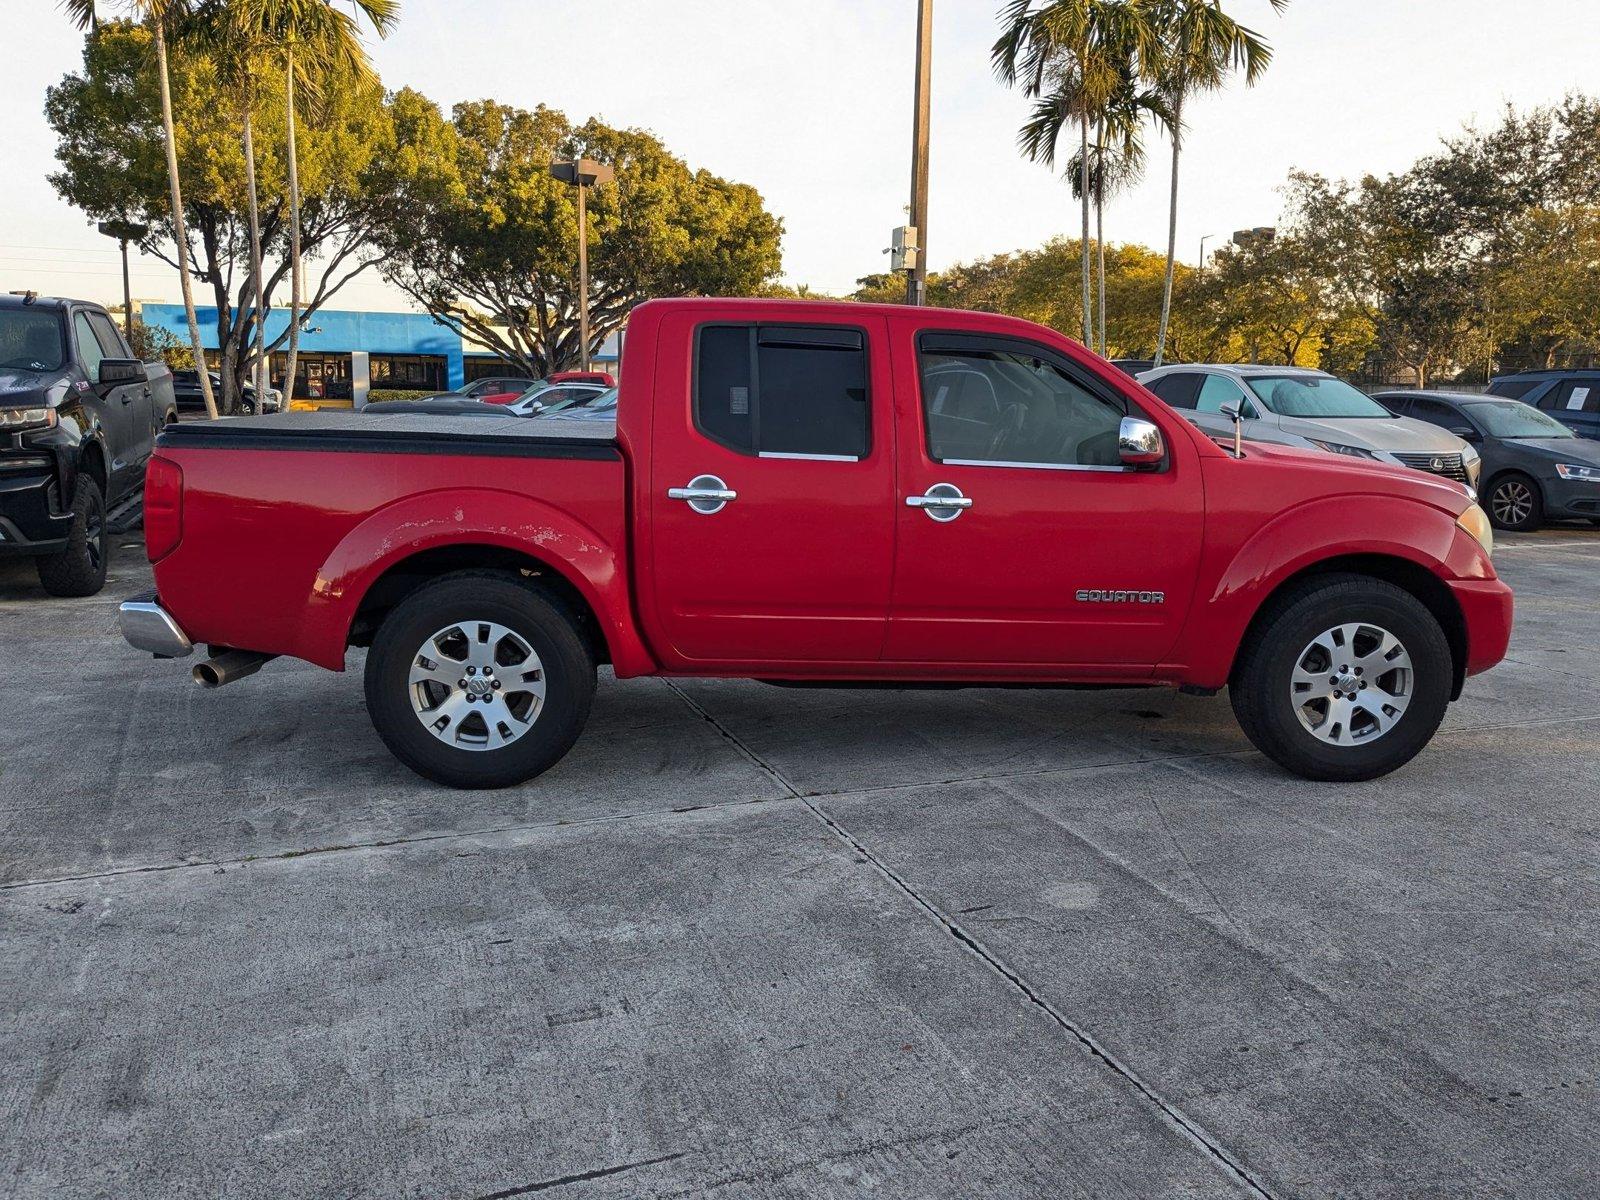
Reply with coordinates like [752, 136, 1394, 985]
[1138, 364, 1481, 487]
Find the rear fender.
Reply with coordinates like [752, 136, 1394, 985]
[1175, 494, 1477, 687]
[297, 487, 654, 675]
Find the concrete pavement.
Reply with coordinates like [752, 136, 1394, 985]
[2, 530, 1596, 1197]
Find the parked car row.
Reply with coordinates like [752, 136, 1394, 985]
[1136, 363, 1600, 532]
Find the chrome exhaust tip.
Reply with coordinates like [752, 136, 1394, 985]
[192, 650, 276, 689]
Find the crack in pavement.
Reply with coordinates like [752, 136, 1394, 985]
[469, 1151, 687, 1198]
[662, 680, 1277, 1200]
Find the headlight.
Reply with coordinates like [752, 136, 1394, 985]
[1555, 462, 1600, 483]
[0, 407, 58, 431]
[1456, 503, 1494, 559]
[1307, 439, 1377, 459]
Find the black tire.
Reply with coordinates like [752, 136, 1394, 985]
[1485, 472, 1543, 532]
[364, 572, 595, 789]
[36, 476, 109, 598]
[1230, 574, 1453, 782]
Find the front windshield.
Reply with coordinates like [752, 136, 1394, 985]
[1464, 399, 1574, 439]
[0, 310, 66, 372]
[1246, 375, 1392, 419]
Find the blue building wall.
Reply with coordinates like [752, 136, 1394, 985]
[139, 304, 467, 388]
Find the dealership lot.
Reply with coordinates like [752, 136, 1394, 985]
[2, 533, 1596, 1198]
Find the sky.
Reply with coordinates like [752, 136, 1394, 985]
[2, 0, 1596, 313]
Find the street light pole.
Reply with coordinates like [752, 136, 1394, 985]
[905, 0, 932, 305]
[98, 219, 148, 336]
[550, 158, 615, 372]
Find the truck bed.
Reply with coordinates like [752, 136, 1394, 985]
[150, 410, 629, 671]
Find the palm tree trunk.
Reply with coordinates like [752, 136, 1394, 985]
[153, 18, 217, 420]
[1154, 92, 1183, 368]
[283, 46, 302, 410]
[1079, 110, 1092, 348]
[1096, 185, 1106, 356]
[241, 93, 269, 414]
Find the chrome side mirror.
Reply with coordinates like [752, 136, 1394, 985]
[1118, 416, 1165, 467]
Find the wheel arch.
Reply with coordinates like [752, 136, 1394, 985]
[1229, 554, 1469, 700]
[293, 487, 656, 676]
[349, 544, 612, 668]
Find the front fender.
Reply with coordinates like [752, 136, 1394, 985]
[1173, 493, 1476, 687]
[295, 487, 654, 675]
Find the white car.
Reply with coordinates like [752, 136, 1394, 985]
[1138, 364, 1481, 487]
[503, 381, 610, 417]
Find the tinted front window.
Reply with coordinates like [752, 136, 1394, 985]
[920, 340, 1124, 467]
[1147, 373, 1201, 409]
[1464, 400, 1576, 439]
[0, 310, 66, 372]
[1247, 375, 1391, 418]
[695, 324, 869, 458]
[1196, 374, 1246, 415]
[73, 312, 105, 379]
[1549, 380, 1600, 414]
[87, 311, 129, 359]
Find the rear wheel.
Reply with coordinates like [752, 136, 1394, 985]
[36, 476, 108, 598]
[1486, 473, 1542, 532]
[1230, 574, 1452, 781]
[364, 572, 595, 788]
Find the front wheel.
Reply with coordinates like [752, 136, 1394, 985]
[36, 476, 109, 597]
[364, 572, 596, 788]
[1486, 473, 1542, 532]
[1230, 574, 1453, 782]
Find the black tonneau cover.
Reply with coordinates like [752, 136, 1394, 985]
[158, 411, 620, 461]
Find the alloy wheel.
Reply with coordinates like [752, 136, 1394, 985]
[1290, 622, 1413, 746]
[1491, 480, 1533, 526]
[408, 621, 547, 751]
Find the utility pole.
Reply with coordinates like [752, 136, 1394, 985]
[98, 219, 147, 337]
[905, 0, 932, 305]
[550, 159, 615, 372]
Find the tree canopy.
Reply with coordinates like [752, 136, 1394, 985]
[47, 18, 400, 407]
[376, 93, 784, 375]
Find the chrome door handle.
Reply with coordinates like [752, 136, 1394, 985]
[668, 474, 736, 515]
[906, 483, 971, 522]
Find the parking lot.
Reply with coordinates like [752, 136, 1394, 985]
[2, 530, 1596, 1199]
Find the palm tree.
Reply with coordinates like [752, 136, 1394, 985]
[62, 0, 219, 418]
[1067, 72, 1163, 353]
[1150, 0, 1286, 367]
[240, 1, 397, 406]
[995, 0, 1160, 349]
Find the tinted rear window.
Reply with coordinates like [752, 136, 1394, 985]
[695, 324, 870, 458]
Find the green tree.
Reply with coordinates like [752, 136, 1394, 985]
[1149, 0, 1284, 368]
[62, 0, 219, 417]
[48, 19, 400, 411]
[376, 94, 784, 374]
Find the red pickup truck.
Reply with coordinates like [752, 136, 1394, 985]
[119, 299, 1512, 789]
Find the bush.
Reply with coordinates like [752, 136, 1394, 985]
[367, 388, 441, 403]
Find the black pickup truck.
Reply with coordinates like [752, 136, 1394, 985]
[0, 293, 177, 595]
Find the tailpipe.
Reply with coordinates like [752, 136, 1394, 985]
[192, 650, 278, 689]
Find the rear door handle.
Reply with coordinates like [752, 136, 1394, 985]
[668, 474, 736, 514]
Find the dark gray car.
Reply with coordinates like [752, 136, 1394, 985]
[1377, 390, 1600, 531]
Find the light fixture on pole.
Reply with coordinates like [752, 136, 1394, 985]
[904, 0, 932, 305]
[550, 158, 615, 371]
[98, 219, 148, 336]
